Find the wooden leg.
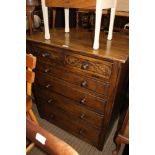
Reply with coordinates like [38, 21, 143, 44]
[64, 8, 70, 33]
[93, 0, 102, 50]
[107, 0, 117, 40]
[27, 12, 33, 35]
[76, 10, 79, 29]
[52, 8, 56, 29]
[41, 0, 50, 39]
[26, 142, 35, 154]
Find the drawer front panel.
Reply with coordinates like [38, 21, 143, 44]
[35, 72, 106, 114]
[39, 102, 100, 146]
[32, 46, 113, 80]
[35, 87, 104, 128]
[36, 62, 110, 96]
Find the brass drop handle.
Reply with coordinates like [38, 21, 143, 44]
[44, 68, 50, 73]
[42, 53, 49, 57]
[47, 98, 54, 103]
[80, 98, 86, 104]
[45, 84, 51, 88]
[81, 63, 89, 70]
[80, 113, 85, 119]
[81, 80, 87, 87]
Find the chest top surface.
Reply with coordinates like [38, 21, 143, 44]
[45, 0, 99, 9]
[26, 28, 129, 63]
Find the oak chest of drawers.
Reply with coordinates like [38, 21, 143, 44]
[26, 29, 129, 150]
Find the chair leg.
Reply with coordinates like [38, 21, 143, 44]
[52, 8, 56, 29]
[107, 0, 117, 40]
[27, 12, 33, 35]
[26, 143, 35, 154]
[93, 0, 102, 50]
[76, 11, 79, 29]
[26, 111, 36, 153]
[26, 110, 38, 153]
[41, 0, 50, 39]
[64, 8, 70, 33]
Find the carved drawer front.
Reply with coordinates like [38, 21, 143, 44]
[64, 54, 112, 81]
[35, 72, 106, 114]
[32, 46, 113, 80]
[45, 0, 96, 9]
[35, 88, 104, 129]
[40, 102, 100, 146]
[36, 62, 110, 97]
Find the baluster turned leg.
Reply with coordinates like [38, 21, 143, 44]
[107, 0, 117, 40]
[41, 0, 50, 39]
[64, 8, 70, 32]
[93, 0, 103, 50]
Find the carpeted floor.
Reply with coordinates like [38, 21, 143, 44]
[28, 103, 125, 155]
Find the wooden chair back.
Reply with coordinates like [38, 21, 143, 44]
[26, 53, 38, 154]
[26, 54, 79, 155]
[26, 54, 36, 96]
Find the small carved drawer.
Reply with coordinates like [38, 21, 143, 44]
[42, 102, 101, 146]
[35, 72, 107, 114]
[32, 46, 113, 80]
[35, 87, 104, 129]
[36, 61, 110, 97]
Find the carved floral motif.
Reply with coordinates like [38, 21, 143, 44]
[64, 55, 112, 79]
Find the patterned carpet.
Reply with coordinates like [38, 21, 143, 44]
[28, 103, 125, 155]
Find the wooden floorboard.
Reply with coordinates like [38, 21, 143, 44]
[28, 103, 125, 155]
